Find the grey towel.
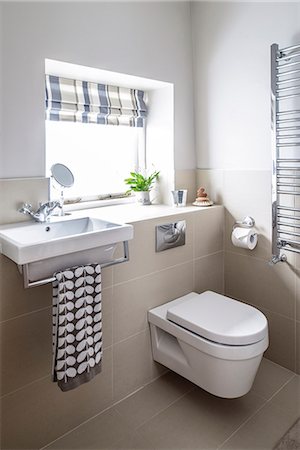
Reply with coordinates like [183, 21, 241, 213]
[52, 263, 103, 391]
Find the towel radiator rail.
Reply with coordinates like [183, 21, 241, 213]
[271, 42, 300, 263]
[19, 240, 129, 288]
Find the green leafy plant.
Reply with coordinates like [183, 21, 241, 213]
[124, 170, 160, 192]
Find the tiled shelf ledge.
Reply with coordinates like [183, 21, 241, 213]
[63, 203, 223, 225]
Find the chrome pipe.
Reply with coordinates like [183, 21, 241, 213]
[277, 60, 300, 69]
[280, 237, 300, 246]
[277, 142, 300, 147]
[278, 190, 300, 195]
[276, 84, 300, 92]
[277, 77, 300, 86]
[281, 246, 300, 255]
[277, 168, 300, 171]
[277, 175, 300, 179]
[278, 229, 300, 237]
[278, 134, 300, 139]
[279, 43, 300, 53]
[278, 93, 300, 100]
[277, 205, 300, 212]
[277, 117, 300, 123]
[277, 68, 300, 77]
[277, 109, 300, 115]
[278, 214, 300, 221]
[277, 50, 300, 61]
[277, 126, 300, 131]
[278, 221, 300, 229]
[277, 182, 300, 187]
[277, 158, 300, 162]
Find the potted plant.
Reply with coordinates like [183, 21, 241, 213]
[124, 170, 160, 205]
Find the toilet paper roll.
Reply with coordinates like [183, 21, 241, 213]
[231, 227, 257, 250]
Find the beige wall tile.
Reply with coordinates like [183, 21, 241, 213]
[194, 252, 224, 295]
[194, 206, 224, 258]
[0, 255, 52, 322]
[102, 287, 113, 350]
[174, 169, 196, 204]
[113, 329, 154, 402]
[225, 252, 296, 319]
[225, 210, 272, 260]
[262, 308, 296, 372]
[1, 307, 52, 396]
[113, 262, 193, 343]
[2, 348, 113, 450]
[296, 322, 300, 375]
[0, 178, 49, 225]
[296, 271, 300, 322]
[196, 169, 224, 205]
[113, 213, 194, 285]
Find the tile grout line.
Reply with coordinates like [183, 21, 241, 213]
[217, 374, 297, 449]
[133, 386, 197, 432]
[0, 304, 52, 324]
[113, 249, 224, 288]
[39, 371, 173, 450]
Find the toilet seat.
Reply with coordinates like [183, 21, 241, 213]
[166, 291, 268, 346]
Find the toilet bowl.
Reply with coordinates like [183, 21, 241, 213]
[148, 291, 268, 398]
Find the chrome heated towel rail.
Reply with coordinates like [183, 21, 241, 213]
[271, 42, 300, 263]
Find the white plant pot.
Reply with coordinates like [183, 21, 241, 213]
[136, 191, 151, 205]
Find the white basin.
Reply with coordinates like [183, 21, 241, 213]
[0, 216, 133, 284]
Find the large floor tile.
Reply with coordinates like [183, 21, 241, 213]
[220, 401, 298, 450]
[270, 375, 300, 418]
[251, 357, 295, 400]
[45, 409, 132, 450]
[110, 429, 155, 450]
[114, 371, 194, 429]
[138, 387, 265, 449]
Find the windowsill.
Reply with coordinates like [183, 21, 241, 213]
[62, 203, 222, 225]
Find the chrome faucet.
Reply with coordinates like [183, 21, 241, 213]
[18, 201, 61, 223]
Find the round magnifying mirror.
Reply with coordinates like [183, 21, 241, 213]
[50, 163, 74, 188]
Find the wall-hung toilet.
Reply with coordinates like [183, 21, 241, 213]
[148, 291, 268, 398]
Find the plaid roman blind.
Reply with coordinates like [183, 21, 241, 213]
[45, 75, 147, 127]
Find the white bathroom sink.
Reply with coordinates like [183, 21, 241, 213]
[0, 216, 133, 265]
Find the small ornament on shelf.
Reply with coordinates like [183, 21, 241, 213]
[193, 187, 214, 207]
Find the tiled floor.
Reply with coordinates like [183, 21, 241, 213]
[43, 358, 300, 450]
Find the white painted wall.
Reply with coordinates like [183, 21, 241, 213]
[191, 2, 300, 170]
[1, 1, 195, 179]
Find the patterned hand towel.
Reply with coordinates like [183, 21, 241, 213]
[52, 264, 102, 391]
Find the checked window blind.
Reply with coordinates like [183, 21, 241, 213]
[45, 75, 147, 127]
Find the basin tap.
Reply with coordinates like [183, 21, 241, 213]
[18, 201, 61, 223]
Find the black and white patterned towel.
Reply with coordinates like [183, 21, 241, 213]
[52, 264, 102, 392]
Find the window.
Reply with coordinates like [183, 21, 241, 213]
[45, 73, 147, 204]
[46, 121, 145, 202]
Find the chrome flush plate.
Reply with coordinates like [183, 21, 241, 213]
[156, 220, 186, 252]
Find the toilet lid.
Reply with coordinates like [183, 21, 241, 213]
[166, 291, 268, 345]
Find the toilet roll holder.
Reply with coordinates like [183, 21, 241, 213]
[233, 216, 255, 230]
